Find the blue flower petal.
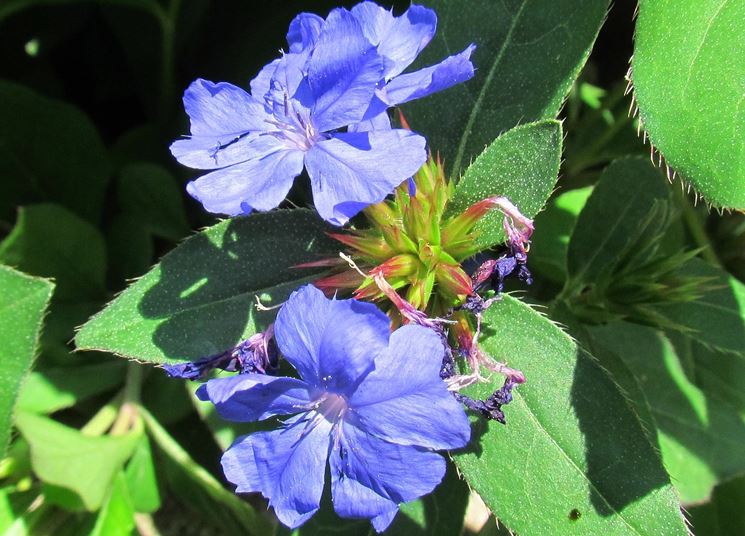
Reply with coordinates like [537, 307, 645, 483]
[287, 12, 325, 53]
[383, 44, 476, 106]
[183, 79, 269, 136]
[185, 141, 304, 216]
[196, 374, 311, 422]
[266, 50, 314, 112]
[222, 416, 332, 529]
[306, 8, 384, 132]
[316, 296, 390, 394]
[348, 101, 391, 132]
[170, 132, 263, 171]
[329, 449, 399, 530]
[249, 58, 280, 99]
[274, 285, 331, 384]
[350, 325, 471, 450]
[351, 2, 437, 79]
[171, 79, 274, 169]
[304, 129, 426, 225]
[371, 508, 400, 533]
[275, 285, 389, 391]
[170, 79, 273, 170]
[334, 421, 447, 504]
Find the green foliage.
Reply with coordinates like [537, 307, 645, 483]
[124, 435, 160, 513]
[76, 210, 338, 364]
[142, 408, 271, 535]
[88, 472, 136, 536]
[0, 81, 110, 224]
[14, 411, 140, 511]
[447, 120, 562, 249]
[454, 296, 687, 536]
[688, 475, 745, 535]
[17, 361, 126, 414]
[403, 0, 610, 177]
[651, 258, 745, 355]
[0, 204, 107, 302]
[117, 163, 189, 241]
[529, 186, 593, 283]
[0, 266, 53, 455]
[586, 322, 745, 503]
[561, 157, 720, 328]
[565, 157, 670, 286]
[632, 0, 745, 209]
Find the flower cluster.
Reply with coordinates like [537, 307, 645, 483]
[309, 153, 534, 318]
[197, 285, 471, 531]
[171, 2, 475, 225]
[167, 2, 534, 532]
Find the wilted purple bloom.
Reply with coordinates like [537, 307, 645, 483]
[454, 377, 519, 424]
[197, 285, 470, 531]
[171, 2, 474, 226]
[164, 327, 278, 380]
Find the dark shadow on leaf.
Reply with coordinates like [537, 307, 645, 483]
[452, 416, 489, 458]
[587, 321, 745, 503]
[136, 212, 336, 361]
[570, 348, 671, 516]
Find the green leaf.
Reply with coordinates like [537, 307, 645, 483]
[676, 334, 745, 413]
[0, 486, 36, 534]
[587, 322, 745, 503]
[632, 0, 745, 209]
[0, 265, 53, 455]
[447, 121, 562, 249]
[687, 475, 745, 535]
[565, 156, 670, 285]
[454, 296, 687, 535]
[15, 411, 140, 511]
[89, 472, 135, 536]
[403, 0, 609, 176]
[0, 81, 110, 223]
[106, 216, 154, 284]
[564, 83, 645, 178]
[529, 186, 593, 283]
[141, 408, 270, 536]
[76, 210, 337, 364]
[124, 436, 160, 513]
[17, 361, 126, 414]
[117, 163, 189, 241]
[0, 204, 107, 301]
[651, 258, 745, 356]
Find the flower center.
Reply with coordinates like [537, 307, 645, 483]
[264, 88, 323, 151]
[316, 392, 348, 423]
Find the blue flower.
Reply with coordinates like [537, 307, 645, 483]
[171, 3, 475, 226]
[196, 285, 470, 531]
[289, 3, 476, 129]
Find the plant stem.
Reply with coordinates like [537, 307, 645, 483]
[135, 513, 164, 536]
[111, 362, 144, 436]
[158, 0, 182, 124]
[80, 392, 123, 436]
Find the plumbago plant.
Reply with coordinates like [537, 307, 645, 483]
[1, 0, 744, 535]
